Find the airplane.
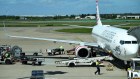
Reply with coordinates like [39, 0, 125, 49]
[4, 0, 139, 65]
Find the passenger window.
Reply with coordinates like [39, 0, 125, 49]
[120, 40, 124, 45]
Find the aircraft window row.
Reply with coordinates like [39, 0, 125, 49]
[120, 40, 138, 45]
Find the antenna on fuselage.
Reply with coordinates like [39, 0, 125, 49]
[96, 0, 102, 26]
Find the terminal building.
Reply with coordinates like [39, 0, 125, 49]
[117, 15, 140, 19]
[85, 16, 96, 19]
[75, 16, 96, 19]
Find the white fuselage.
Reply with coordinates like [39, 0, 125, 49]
[92, 25, 139, 61]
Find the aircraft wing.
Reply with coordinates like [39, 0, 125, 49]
[8, 35, 98, 47]
[3, 22, 98, 47]
[113, 23, 130, 27]
[63, 24, 93, 28]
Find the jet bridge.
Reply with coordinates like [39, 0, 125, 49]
[127, 26, 140, 55]
[128, 26, 140, 43]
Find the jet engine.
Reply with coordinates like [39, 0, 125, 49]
[75, 46, 90, 58]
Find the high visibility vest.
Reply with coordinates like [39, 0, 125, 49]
[96, 61, 99, 65]
[60, 46, 63, 49]
[5, 53, 10, 58]
[127, 68, 131, 71]
[108, 50, 112, 54]
[5, 53, 9, 57]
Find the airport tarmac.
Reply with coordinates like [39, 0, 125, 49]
[0, 58, 127, 79]
[0, 27, 127, 79]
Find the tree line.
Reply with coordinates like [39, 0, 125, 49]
[0, 13, 139, 21]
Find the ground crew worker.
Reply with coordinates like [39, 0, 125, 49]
[4, 52, 10, 58]
[127, 67, 131, 78]
[59, 46, 64, 54]
[127, 68, 131, 71]
[127, 64, 131, 71]
[108, 50, 112, 56]
[95, 60, 101, 75]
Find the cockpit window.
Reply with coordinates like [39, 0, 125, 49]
[120, 40, 138, 45]
[132, 41, 137, 44]
[120, 40, 124, 45]
[125, 41, 131, 44]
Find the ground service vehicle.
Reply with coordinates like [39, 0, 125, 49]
[0, 45, 22, 64]
[20, 53, 45, 65]
[55, 56, 113, 67]
[0, 45, 13, 64]
[0, 55, 14, 64]
[127, 58, 140, 79]
[48, 48, 64, 56]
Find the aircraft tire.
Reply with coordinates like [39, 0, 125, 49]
[5, 59, 12, 64]
[38, 62, 42, 65]
[91, 62, 96, 67]
[68, 63, 75, 67]
[22, 61, 27, 64]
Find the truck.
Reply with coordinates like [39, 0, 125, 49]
[0, 45, 22, 64]
[0, 45, 14, 64]
[127, 58, 140, 79]
[20, 53, 45, 65]
[0, 55, 14, 64]
[47, 48, 64, 56]
[55, 56, 113, 67]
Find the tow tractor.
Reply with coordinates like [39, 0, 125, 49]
[0, 45, 22, 64]
[127, 58, 140, 79]
[0, 45, 14, 64]
[47, 48, 64, 56]
[55, 56, 113, 67]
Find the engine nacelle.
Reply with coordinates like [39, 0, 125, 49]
[75, 46, 90, 58]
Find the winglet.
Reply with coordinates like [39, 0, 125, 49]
[96, 0, 102, 26]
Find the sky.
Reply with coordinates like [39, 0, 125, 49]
[0, 0, 140, 16]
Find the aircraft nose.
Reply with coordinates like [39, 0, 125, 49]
[126, 44, 139, 57]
